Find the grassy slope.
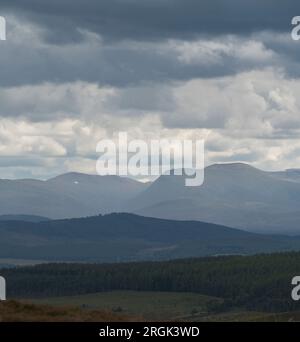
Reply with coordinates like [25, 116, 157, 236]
[23, 291, 300, 322]
[27, 291, 222, 321]
[0, 300, 139, 322]
[15, 291, 300, 322]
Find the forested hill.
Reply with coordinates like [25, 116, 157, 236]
[1, 213, 300, 262]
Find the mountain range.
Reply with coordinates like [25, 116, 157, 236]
[1, 163, 300, 234]
[131, 163, 300, 234]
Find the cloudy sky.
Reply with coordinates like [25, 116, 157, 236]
[0, 0, 300, 178]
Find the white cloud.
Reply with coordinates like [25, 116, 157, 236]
[0, 81, 116, 121]
[172, 38, 274, 65]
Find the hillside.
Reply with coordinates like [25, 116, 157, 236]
[0, 215, 50, 222]
[1, 213, 300, 263]
[0, 300, 138, 322]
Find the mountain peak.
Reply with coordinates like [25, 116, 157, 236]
[48, 172, 93, 181]
[206, 162, 258, 171]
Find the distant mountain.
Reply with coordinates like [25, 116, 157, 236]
[0, 213, 300, 263]
[2, 163, 300, 234]
[270, 169, 300, 183]
[0, 215, 50, 222]
[130, 163, 300, 234]
[0, 172, 147, 219]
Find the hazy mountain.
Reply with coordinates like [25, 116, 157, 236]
[130, 163, 300, 234]
[2, 163, 300, 234]
[269, 169, 300, 183]
[0, 213, 300, 263]
[0, 215, 50, 222]
[0, 172, 147, 219]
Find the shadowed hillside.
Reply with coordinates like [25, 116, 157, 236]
[1, 213, 300, 262]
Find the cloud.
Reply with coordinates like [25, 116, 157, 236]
[1, 67, 300, 139]
[0, 15, 297, 88]
[0, 0, 297, 43]
[161, 69, 300, 137]
[174, 39, 274, 65]
[0, 2, 299, 178]
[0, 119, 68, 157]
[0, 82, 115, 121]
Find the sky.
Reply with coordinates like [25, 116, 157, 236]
[0, 1, 300, 178]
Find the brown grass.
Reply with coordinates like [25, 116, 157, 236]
[0, 300, 141, 322]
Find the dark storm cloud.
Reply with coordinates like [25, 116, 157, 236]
[0, 0, 298, 87]
[0, 0, 298, 44]
[0, 32, 277, 88]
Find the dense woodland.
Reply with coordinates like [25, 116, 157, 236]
[2, 252, 300, 313]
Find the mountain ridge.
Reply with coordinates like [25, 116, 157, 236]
[1, 162, 300, 234]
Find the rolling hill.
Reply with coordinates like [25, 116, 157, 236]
[0, 213, 300, 263]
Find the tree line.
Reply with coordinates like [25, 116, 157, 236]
[2, 252, 300, 312]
